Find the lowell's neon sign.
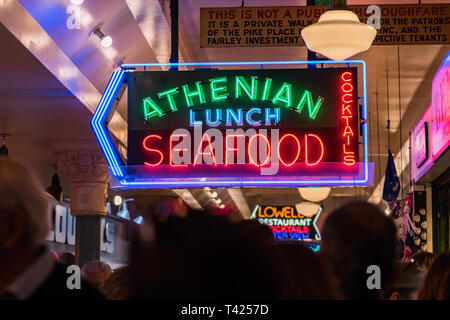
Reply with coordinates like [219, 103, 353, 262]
[251, 204, 322, 241]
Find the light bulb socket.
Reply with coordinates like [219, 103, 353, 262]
[89, 24, 105, 39]
[326, 0, 351, 12]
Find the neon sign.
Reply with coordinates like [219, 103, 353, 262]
[91, 60, 372, 189]
[250, 204, 322, 241]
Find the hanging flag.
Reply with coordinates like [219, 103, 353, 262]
[383, 149, 400, 202]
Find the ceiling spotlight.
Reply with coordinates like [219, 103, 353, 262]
[219, 204, 225, 209]
[71, 0, 84, 5]
[117, 202, 130, 220]
[133, 216, 144, 225]
[301, 0, 376, 61]
[204, 187, 211, 191]
[210, 191, 218, 198]
[113, 195, 123, 206]
[90, 24, 113, 48]
[215, 199, 222, 205]
[101, 36, 113, 48]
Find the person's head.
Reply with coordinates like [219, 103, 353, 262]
[0, 158, 49, 256]
[321, 201, 397, 299]
[274, 242, 341, 299]
[411, 251, 436, 273]
[130, 210, 280, 299]
[98, 266, 130, 300]
[418, 252, 450, 300]
[81, 260, 112, 289]
[234, 219, 275, 246]
[388, 263, 426, 300]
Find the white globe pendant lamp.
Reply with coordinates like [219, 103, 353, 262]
[301, 1, 376, 61]
[295, 202, 322, 217]
[298, 187, 331, 202]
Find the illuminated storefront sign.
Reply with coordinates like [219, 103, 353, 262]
[431, 50, 450, 160]
[44, 197, 114, 253]
[91, 61, 371, 189]
[411, 52, 449, 183]
[250, 204, 321, 241]
[413, 122, 429, 168]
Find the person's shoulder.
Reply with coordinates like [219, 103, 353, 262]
[29, 265, 106, 300]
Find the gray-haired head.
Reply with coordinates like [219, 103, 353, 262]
[0, 158, 50, 249]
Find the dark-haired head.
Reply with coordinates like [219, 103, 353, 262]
[418, 251, 450, 300]
[130, 210, 281, 299]
[320, 201, 397, 299]
[273, 242, 342, 299]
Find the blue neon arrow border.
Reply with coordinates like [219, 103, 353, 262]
[91, 60, 370, 189]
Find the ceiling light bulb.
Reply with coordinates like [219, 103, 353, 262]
[301, 10, 376, 61]
[215, 199, 222, 204]
[210, 191, 218, 198]
[101, 35, 113, 48]
[219, 204, 225, 209]
[71, 0, 84, 5]
[113, 195, 123, 206]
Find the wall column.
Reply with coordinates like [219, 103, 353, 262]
[52, 140, 109, 267]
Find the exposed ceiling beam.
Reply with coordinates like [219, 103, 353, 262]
[172, 189, 203, 211]
[0, 0, 127, 145]
[227, 188, 251, 219]
[125, 0, 172, 65]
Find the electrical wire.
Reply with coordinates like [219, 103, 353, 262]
[397, 46, 403, 199]
[386, 68, 391, 151]
[375, 92, 382, 201]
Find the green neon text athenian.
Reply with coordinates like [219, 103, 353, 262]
[158, 87, 179, 111]
[182, 81, 206, 107]
[271, 82, 292, 107]
[295, 90, 324, 119]
[235, 76, 257, 100]
[209, 77, 228, 101]
[261, 78, 272, 101]
[143, 97, 164, 120]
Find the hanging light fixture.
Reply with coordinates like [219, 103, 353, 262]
[117, 200, 130, 220]
[301, 0, 376, 61]
[295, 202, 321, 217]
[133, 216, 144, 225]
[0, 134, 10, 157]
[298, 187, 331, 202]
[46, 166, 63, 202]
[89, 24, 113, 48]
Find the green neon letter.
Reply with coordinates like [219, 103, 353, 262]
[271, 82, 292, 107]
[182, 82, 206, 107]
[158, 87, 179, 111]
[209, 77, 228, 101]
[235, 76, 257, 100]
[261, 78, 272, 101]
[143, 97, 164, 120]
[295, 90, 324, 119]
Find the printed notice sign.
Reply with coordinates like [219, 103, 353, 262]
[200, 4, 450, 47]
